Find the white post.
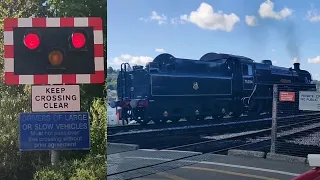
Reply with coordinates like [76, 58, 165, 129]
[50, 83, 60, 165]
[51, 150, 60, 165]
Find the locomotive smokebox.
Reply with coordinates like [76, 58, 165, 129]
[294, 62, 300, 70]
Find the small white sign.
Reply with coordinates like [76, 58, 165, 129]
[32, 85, 80, 112]
[299, 91, 320, 111]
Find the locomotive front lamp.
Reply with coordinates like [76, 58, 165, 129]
[48, 50, 63, 66]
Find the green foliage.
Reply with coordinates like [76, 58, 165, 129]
[106, 66, 119, 90]
[33, 154, 106, 180]
[106, 80, 117, 90]
[33, 170, 64, 180]
[0, 83, 51, 180]
[107, 66, 119, 74]
[107, 66, 116, 74]
[90, 98, 107, 154]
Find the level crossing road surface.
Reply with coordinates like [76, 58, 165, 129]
[107, 144, 311, 180]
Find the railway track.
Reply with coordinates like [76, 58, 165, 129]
[164, 113, 320, 153]
[107, 112, 319, 135]
[108, 112, 320, 149]
[107, 113, 273, 135]
[107, 112, 320, 135]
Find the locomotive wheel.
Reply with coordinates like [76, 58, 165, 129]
[188, 116, 204, 122]
[248, 102, 262, 116]
[232, 103, 242, 118]
[212, 115, 221, 120]
[133, 110, 149, 125]
[196, 115, 205, 121]
[232, 111, 242, 118]
[258, 100, 271, 114]
[186, 117, 195, 122]
[154, 118, 167, 124]
[138, 119, 149, 125]
[171, 118, 180, 123]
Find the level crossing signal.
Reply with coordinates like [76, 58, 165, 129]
[3, 17, 105, 85]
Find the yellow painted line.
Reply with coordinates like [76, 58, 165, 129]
[156, 172, 188, 180]
[182, 166, 280, 180]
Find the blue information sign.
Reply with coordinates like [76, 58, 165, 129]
[19, 112, 90, 151]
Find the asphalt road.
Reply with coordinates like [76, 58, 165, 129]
[107, 144, 311, 180]
[132, 154, 310, 180]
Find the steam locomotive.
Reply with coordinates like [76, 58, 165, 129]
[110, 52, 315, 124]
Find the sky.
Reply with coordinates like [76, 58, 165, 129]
[107, 0, 320, 80]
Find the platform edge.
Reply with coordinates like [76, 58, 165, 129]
[228, 149, 265, 158]
[107, 142, 139, 150]
[266, 153, 307, 164]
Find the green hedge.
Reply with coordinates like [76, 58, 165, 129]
[33, 154, 106, 180]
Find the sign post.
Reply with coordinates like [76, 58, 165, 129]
[31, 85, 80, 112]
[4, 17, 105, 165]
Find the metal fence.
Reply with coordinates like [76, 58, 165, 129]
[270, 84, 320, 157]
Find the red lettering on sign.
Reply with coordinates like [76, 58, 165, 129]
[280, 92, 295, 102]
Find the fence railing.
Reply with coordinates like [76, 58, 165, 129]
[270, 84, 320, 157]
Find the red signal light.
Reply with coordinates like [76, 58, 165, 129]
[24, 33, 40, 50]
[71, 32, 86, 48]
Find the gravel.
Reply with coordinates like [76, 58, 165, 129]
[112, 118, 271, 135]
[246, 121, 320, 144]
[286, 131, 320, 146]
[201, 129, 268, 140]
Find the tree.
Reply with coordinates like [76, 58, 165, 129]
[107, 66, 114, 74]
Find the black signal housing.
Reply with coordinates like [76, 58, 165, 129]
[13, 27, 95, 75]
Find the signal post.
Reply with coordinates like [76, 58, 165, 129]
[3, 17, 105, 165]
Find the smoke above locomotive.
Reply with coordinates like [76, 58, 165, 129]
[113, 52, 315, 125]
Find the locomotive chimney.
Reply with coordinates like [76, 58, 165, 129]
[293, 62, 300, 70]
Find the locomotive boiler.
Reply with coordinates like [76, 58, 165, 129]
[111, 52, 315, 124]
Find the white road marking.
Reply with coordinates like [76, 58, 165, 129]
[125, 156, 301, 176]
[196, 161, 300, 176]
[139, 149, 158, 151]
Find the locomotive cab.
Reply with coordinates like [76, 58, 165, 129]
[227, 57, 257, 116]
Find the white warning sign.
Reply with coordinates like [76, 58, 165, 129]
[299, 91, 320, 111]
[32, 85, 80, 112]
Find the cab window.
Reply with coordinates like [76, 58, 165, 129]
[248, 64, 253, 75]
[243, 64, 253, 76]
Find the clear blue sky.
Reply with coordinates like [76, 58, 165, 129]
[107, 0, 320, 80]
